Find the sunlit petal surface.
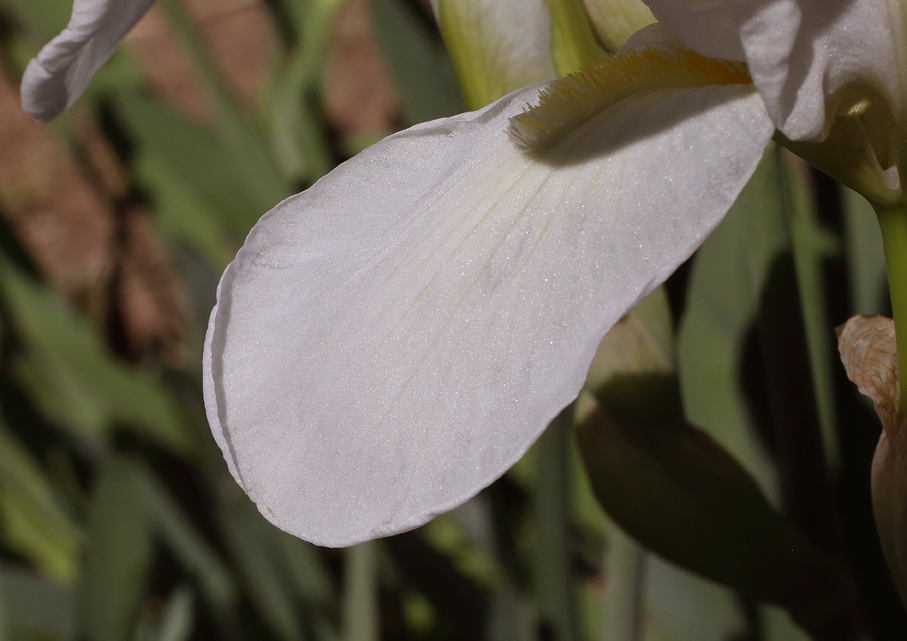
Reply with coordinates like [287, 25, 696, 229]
[645, 0, 907, 141]
[204, 80, 773, 547]
[21, 0, 155, 121]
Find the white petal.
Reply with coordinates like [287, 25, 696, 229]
[645, 0, 907, 141]
[618, 22, 688, 55]
[204, 81, 773, 547]
[434, 0, 557, 108]
[21, 0, 155, 122]
[641, 0, 746, 61]
[736, 0, 906, 141]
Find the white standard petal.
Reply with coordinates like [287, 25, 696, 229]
[204, 80, 773, 548]
[735, 0, 905, 141]
[641, 0, 746, 61]
[645, 0, 907, 141]
[21, 0, 155, 122]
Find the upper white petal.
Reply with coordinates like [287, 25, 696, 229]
[21, 0, 155, 122]
[737, 0, 905, 141]
[204, 81, 773, 547]
[583, 0, 657, 52]
[644, 0, 907, 141]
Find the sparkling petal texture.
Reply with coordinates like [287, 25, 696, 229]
[21, 0, 155, 122]
[204, 81, 773, 547]
[645, 0, 907, 141]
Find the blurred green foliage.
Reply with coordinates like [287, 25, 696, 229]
[0, 1, 901, 640]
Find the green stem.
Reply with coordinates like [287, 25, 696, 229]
[157, 0, 289, 209]
[876, 205, 907, 423]
[534, 407, 579, 641]
[545, 0, 605, 76]
[343, 542, 379, 641]
[601, 527, 645, 641]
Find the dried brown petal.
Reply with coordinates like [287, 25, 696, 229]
[837, 315, 907, 608]
[871, 426, 907, 608]
[836, 315, 900, 439]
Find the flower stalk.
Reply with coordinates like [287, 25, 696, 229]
[876, 205, 907, 424]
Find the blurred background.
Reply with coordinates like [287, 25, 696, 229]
[0, 0, 905, 639]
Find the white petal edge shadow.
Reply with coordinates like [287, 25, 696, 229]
[21, 0, 155, 122]
[204, 81, 774, 547]
[644, 0, 905, 141]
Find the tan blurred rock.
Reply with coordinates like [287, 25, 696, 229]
[323, 0, 400, 135]
[0, 64, 114, 306]
[126, 0, 276, 122]
[0, 64, 188, 362]
[113, 207, 191, 361]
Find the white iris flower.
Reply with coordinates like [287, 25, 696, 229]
[22, 0, 907, 547]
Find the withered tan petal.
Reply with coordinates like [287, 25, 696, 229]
[836, 314, 901, 439]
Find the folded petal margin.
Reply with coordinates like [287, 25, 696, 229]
[430, 0, 557, 109]
[204, 80, 773, 547]
[21, 0, 155, 122]
[645, 0, 906, 141]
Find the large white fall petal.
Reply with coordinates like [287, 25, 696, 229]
[204, 78, 773, 547]
[644, 0, 907, 141]
[21, 0, 155, 122]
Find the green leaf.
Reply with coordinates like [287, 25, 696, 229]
[1, 564, 77, 641]
[342, 543, 379, 641]
[677, 148, 788, 497]
[134, 153, 236, 269]
[0, 261, 191, 452]
[157, 586, 195, 641]
[546, 0, 606, 75]
[83, 457, 155, 641]
[842, 186, 888, 315]
[600, 527, 644, 641]
[0, 426, 82, 582]
[114, 94, 271, 234]
[643, 556, 746, 641]
[217, 491, 306, 641]
[419, 507, 500, 591]
[781, 151, 841, 469]
[264, 0, 343, 182]
[0, 0, 71, 43]
[130, 463, 238, 615]
[274, 531, 335, 608]
[533, 410, 581, 641]
[371, 0, 464, 124]
[156, 0, 290, 209]
[576, 382, 856, 636]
